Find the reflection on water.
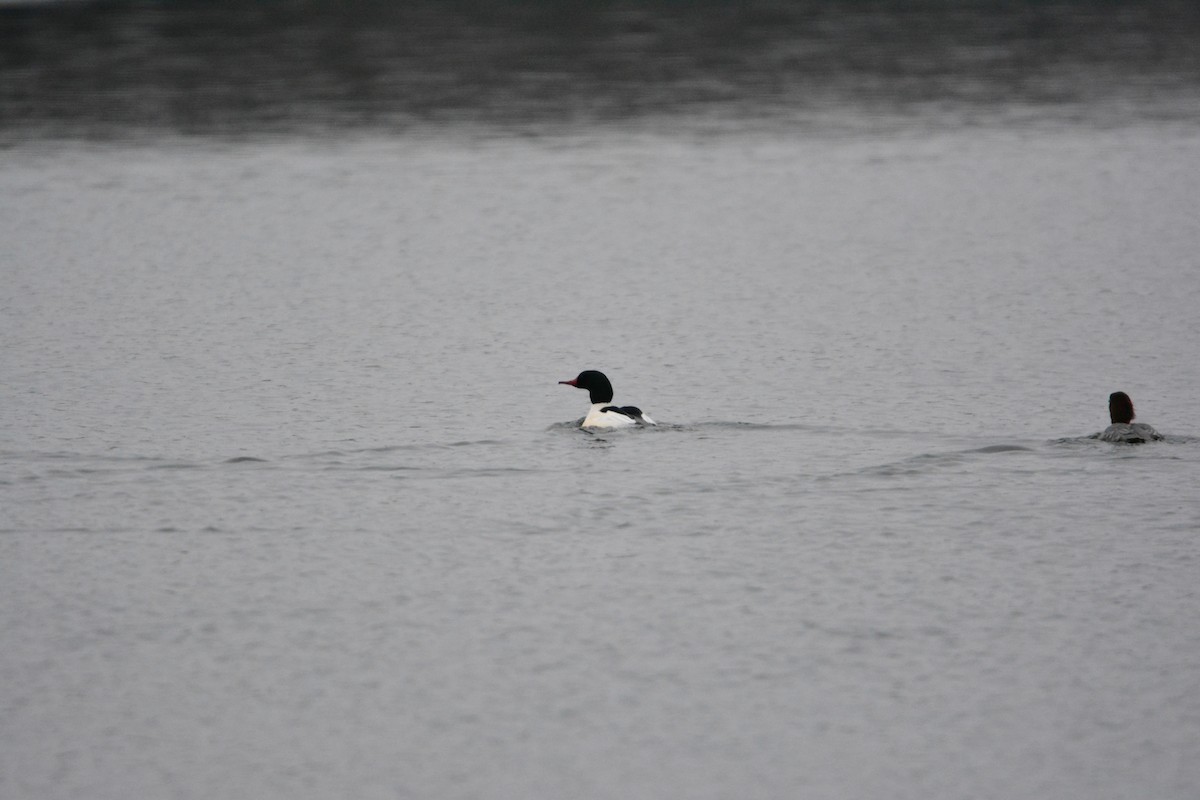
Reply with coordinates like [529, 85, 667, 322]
[2, 0, 1199, 140]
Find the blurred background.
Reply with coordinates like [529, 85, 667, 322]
[3, 0, 1200, 142]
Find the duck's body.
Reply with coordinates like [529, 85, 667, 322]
[1098, 422, 1162, 443]
[581, 402, 656, 429]
[560, 370, 656, 429]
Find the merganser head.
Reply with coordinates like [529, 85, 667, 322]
[1109, 391, 1135, 424]
[559, 370, 614, 404]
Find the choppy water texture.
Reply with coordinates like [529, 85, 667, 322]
[3, 3, 1200, 799]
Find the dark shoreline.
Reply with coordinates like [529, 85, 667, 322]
[3, 1, 1199, 140]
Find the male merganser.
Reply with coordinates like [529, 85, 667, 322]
[1097, 390, 1163, 443]
[559, 370, 656, 429]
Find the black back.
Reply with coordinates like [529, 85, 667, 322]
[601, 405, 648, 423]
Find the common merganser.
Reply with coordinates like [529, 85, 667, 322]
[1097, 391, 1163, 443]
[559, 370, 656, 429]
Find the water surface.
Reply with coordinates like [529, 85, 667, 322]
[3, 3, 1200, 799]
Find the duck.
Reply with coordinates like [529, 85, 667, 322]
[559, 370, 656, 429]
[1097, 391, 1163, 443]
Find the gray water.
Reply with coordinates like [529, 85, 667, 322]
[3, 3, 1200, 799]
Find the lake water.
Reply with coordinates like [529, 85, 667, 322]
[3, 3, 1200, 799]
